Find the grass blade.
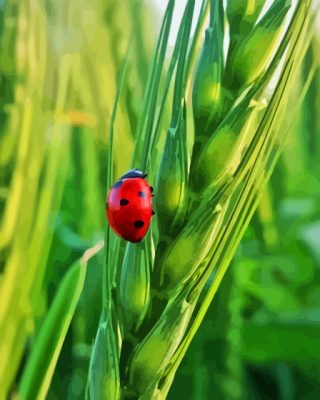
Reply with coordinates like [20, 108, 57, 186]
[19, 241, 103, 400]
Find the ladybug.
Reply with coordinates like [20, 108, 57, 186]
[106, 169, 155, 242]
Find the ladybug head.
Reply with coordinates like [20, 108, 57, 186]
[120, 169, 147, 180]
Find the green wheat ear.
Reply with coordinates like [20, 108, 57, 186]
[227, 0, 266, 46]
[226, 0, 292, 90]
[119, 240, 151, 332]
[192, 0, 224, 139]
[89, 316, 120, 400]
[87, 1, 314, 399]
[156, 0, 195, 238]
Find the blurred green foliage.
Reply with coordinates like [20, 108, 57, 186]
[0, 0, 319, 399]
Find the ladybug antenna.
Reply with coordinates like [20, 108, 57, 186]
[144, 159, 151, 177]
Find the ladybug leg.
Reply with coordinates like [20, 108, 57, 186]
[152, 210, 155, 215]
[150, 186, 154, 192]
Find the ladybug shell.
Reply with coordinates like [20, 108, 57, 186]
[106, 177, 153, 242]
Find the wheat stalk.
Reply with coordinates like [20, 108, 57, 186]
[88, 1, 315, 399]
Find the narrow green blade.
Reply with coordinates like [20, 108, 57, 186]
[19, 241, 104, 400]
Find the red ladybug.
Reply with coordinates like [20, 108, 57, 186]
[106, 169, 154, 242]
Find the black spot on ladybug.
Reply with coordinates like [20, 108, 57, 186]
[120, 199, 129, 206]
[113, 180, 123, 189]
[138, 191, 146, 198]
[134, 220, 144, 229]
[150, 186, 154, 193]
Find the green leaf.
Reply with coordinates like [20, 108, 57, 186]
[19, 241, 103, 400]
